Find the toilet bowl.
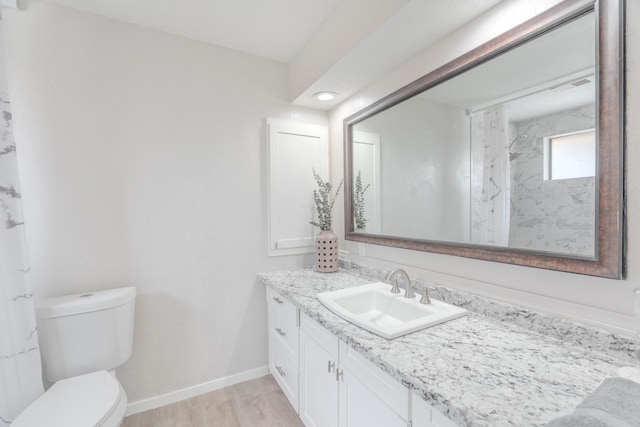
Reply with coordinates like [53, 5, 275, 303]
[12, 370, 127, 427]
[12, 287, 136, 427]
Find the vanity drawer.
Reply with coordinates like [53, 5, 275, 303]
[270, 336, 299, 413]
[267, 287, 299, 360]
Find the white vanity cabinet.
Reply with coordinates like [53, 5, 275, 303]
[266, 287, 458, 427]
[300, 312, 409, 427]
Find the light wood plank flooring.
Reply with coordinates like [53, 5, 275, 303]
[122, 375, 304, 427]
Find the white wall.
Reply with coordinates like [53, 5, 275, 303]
[330, 0, 639, 336]
[355, 96, 469, 241]
[2, 2, 327, 403]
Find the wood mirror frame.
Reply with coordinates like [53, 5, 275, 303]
[343, 0, 625, 278]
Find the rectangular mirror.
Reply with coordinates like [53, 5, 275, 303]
[344, 0, 624, 278]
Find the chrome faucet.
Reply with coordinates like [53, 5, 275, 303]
[384, 268, 415, 298]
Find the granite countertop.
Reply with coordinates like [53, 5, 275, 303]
[258, 264, 634, 427]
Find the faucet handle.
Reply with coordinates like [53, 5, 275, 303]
[419, 285, 435, 305]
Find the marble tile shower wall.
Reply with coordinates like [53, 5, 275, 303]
[509, 103, 596, 255]
[471, 103, 595, 254]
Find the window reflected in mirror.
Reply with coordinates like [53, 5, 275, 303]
[544, 129, 596, 181]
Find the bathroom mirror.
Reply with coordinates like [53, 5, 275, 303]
[344, 0, 624, 278]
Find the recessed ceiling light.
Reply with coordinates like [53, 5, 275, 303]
[314, 91, 336, 101]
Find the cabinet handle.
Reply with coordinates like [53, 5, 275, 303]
[336, 368, 343, 382]
[275, 365, 286, 378]
[327, 360, 335, 373]
[272, 297, 284, 304]
[275, 327, 287, 337]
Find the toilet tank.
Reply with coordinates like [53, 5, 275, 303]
[35, 287, 136, 383]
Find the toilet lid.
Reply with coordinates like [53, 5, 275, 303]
[13, 371, 121, 427]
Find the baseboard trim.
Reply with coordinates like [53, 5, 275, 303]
[124, 365, 270, 416]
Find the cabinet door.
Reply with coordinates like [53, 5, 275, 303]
[299, 330, 339, 427]
[431, 408, 460, 427]
[339, 367, 407, 427]
[412, 392, 460, 427]
[267, 118, 328, 256]
[339, 341, 408, 418]
[412, 392, 433, 427]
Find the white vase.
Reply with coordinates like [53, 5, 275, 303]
[315, 230, 338, 272]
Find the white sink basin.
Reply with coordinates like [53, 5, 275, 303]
[317, 282, 467, 339]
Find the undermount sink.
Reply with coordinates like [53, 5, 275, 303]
[317, 282, 467, 339]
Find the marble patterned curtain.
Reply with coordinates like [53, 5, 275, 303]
[0, 12, 44, 426]
[477, 104, 511, 246]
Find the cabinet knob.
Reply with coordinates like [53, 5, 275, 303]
[336, 368, 344, 382]
[275, 327, 287, 337]
[272, 296, 284, 304]
[275, 365, 286, 378]
[328, 360, 335, 373]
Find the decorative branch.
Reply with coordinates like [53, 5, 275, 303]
[309, 168, 343, 231]
[353, 171, 370, 230]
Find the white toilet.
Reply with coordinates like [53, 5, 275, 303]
[13, 287, 136, 427]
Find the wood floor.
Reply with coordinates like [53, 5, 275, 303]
[121, 375, 304, 427]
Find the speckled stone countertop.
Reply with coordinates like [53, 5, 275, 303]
[258, 263, 635, 427]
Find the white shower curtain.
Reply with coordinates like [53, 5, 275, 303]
[477, 105, 511, 246]
[0, 13, 44, 426]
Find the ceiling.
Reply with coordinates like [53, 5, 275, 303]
[37, 0, 504, 110]
[422, 11, 595, 121]
[37, 0, 344, 63]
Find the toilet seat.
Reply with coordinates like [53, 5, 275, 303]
[12, 370, 126, 427]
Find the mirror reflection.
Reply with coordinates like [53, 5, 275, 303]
[351, 12, 596, 257]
